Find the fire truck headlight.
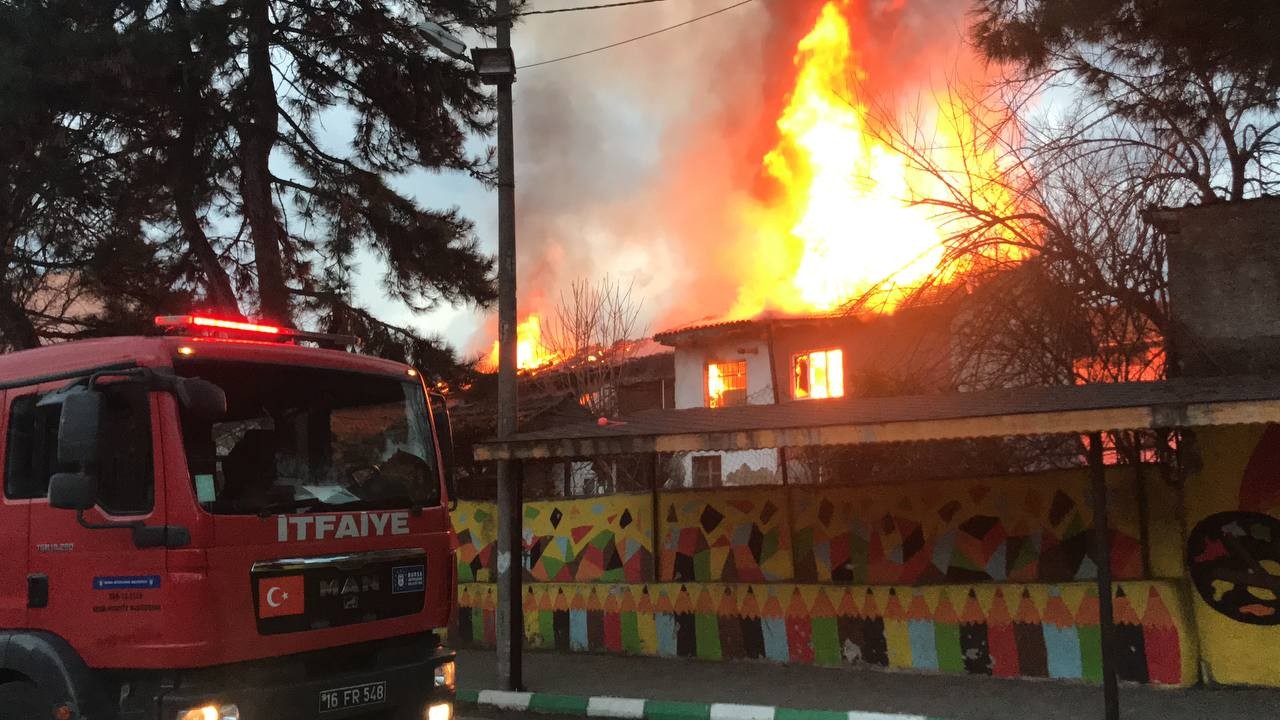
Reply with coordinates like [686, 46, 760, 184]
[426, 702, 453, 720]
[433, 660, 456, 689]
[176, 703, 240, 720]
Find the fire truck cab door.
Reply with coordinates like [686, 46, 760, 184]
[0, 389, 33, 627]
[25, 385, 168, 650]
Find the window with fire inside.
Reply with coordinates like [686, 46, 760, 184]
[706, 360, 748, 408]
[793, 349, 845, 400]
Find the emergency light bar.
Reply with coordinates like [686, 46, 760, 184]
[154, 315, 358, 348]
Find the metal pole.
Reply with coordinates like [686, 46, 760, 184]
[494, 0, 523, 692]
[1088, 432, 1119, 720]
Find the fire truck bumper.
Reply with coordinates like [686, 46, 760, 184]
[154, 637, 455, 720]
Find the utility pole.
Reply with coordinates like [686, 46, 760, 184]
[1088, 432, 1119, 720]
[420, 7, 520, 690]
[492, 0, 523, 693]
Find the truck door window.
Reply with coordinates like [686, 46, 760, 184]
[4, 387, 154, 514]
[177, 360, 440, 515]
[5, 395, 67, 499]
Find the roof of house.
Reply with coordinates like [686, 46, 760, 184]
[473, 375, 1280, 461]
[653, 300, 963, 347]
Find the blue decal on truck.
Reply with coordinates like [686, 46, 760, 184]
[391, 565, 425, 594]
[93, 575, 161, 590]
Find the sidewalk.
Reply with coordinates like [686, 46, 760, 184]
[456, 649, 1280, 720]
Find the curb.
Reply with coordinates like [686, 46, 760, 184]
[455, 690, 944, 720]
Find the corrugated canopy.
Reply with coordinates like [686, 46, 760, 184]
[473, 375, 1280, 461]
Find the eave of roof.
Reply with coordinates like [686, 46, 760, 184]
[473, 375, 1280, 461]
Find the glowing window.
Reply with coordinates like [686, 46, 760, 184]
[793, 349, 844, 399]
[706, 360, 748, 408]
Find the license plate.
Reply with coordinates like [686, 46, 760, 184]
[319, 681, 387, 713]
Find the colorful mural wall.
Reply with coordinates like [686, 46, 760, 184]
[1183, 423, 1280, 686]
[452, 449, 1280, 688]
[523, 494, 654, 582]
[659, 489, 792, 582]
[455, 581, 1194, 686]
[790, 469, 1146, 585]
[454, 500, 497, 583]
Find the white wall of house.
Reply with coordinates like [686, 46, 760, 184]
[668, 337, 779, 487]
[677, 449, 779, 487]
[672, 339, 774, 409]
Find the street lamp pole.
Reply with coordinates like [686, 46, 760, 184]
[422, 2, 520, 692]
[491, 0, 523, 693]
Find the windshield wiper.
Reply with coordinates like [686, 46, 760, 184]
[338, 495, 427, 515]
[256, 498, 324, 518]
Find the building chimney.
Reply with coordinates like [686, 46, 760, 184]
[1149, 196, 1280, 377]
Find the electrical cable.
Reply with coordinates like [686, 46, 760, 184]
[518, 0, 756, 69]
[521, 0, 674, 16]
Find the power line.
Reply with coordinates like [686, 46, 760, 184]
[521, 0, 673, 16]
[518, 0, 756, 70]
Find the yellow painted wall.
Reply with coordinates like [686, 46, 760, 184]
[1184, 424, 1280, 686]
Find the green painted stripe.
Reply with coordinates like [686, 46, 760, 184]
[455, 689, 480, 704]
[621, 612, 642, 654]
[695, 613, 722, 661]
[529, 693, 592, 715]
[935, 623, 964, 674]
[810, 617, 841, 666]
[538, 610, 557, 650]
[1078, 624, 1103, 684]
[645, 700, 713, 720]
[776, 709, 848, 720]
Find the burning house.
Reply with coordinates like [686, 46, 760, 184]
[449, 0, 1280, 700]
[654, 302, 959, 487]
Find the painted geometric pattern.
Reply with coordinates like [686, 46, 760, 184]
[659, 489, 793, 582]
[453, 500, 498, 583]
[791, 469, 1145, 585]
[523, 494, 654, 583]
[454, 581, 1193, 686]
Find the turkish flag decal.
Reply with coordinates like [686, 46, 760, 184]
[258, 575, 305, 618]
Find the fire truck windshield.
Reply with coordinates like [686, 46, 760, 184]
[175, 359, 440, 515]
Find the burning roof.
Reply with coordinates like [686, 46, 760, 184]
[476, 0, 1026, 364]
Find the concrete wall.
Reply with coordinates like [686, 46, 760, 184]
[674, 449, 780, 489]
[1159, 196, 1280, 376]
[769, 308, 956, 399]
[1182, 423, 1280, 686]
[672, 339, 775, 409]
[457, 580, 1194, 686]
[451, 464, 1202, 686]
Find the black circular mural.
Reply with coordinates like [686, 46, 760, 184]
[1187, 511, 1280, 625]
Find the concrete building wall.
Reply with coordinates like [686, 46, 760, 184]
[673, 339, 775, 410]
[770, 308, 956, 400]
[1156, 196, 1280, 376]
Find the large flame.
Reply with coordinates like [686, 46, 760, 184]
[484, 314, 560, 372]
[732, 1, 1020, 317]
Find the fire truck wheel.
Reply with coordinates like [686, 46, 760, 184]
[0, 679, 45, 717]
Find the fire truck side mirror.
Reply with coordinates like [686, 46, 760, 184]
[57, 390, 104, 470]
[428, 392, 457, 508]
[49, 473, 98, 511]
[177, 378, 227, 420]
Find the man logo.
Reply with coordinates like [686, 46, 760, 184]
[259, 576, 305, 618]
[319, 575, 380, 597]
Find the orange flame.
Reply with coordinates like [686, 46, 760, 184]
[485, 314, 561, 372]
[707, 362, 727, 408]
[732, 1, 1022, 317]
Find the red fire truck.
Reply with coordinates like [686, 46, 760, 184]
[0, 316, 460, 720]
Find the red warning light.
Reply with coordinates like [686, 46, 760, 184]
[153, 314, 359, 348]
[189, 316, 281, 335]
[154, 315, 281, 335]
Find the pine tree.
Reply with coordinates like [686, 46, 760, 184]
[1, 0, 499, 376]
[972, 0, 1280, 201]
